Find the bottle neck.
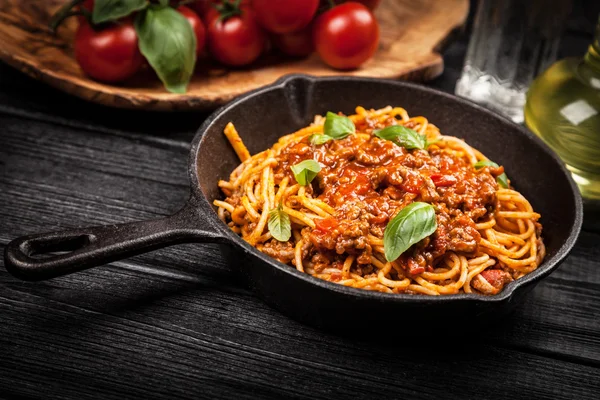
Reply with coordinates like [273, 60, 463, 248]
[583, 16, 600, 72]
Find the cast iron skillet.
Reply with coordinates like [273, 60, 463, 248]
[4, 75, 583, 331]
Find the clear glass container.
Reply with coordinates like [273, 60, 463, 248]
[456, 0, 571, 123]
[525, 16, 600, 203]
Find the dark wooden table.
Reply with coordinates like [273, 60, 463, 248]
[2, 5, 600, 399]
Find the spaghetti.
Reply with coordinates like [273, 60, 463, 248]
[214, 106, 545, 295]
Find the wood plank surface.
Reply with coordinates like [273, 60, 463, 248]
[1, 262, 600, 400]
[2, 8, 600, 398]
[1, 105, 600, 399]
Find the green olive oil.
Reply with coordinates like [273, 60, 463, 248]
[525, 17, 600, 200]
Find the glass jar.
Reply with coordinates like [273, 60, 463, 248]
[525, 15, 600, 202]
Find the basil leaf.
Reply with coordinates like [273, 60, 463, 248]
[92, 0, 148, 24]
[290, 160, 321, 186]
[324, 112, 355, 139]
[425, 137, 440, 148]
[374, 125, 426, 150]
[135, 7, 197, 94]
[496, 173, 509, 188]
[473, 160, 498, 169]
[384, 202, 437, 262]
[309, 134, 334, 145]
[268, 203, 291, 242]
[474, 160, 509, 188]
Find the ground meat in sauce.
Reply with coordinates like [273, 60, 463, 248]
[472, 269, 514, 295]
[259, 240, 295, 264]
[259, 117, 501, 284]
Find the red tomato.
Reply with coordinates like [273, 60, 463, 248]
[272, 26, 314, 57]
[206, 4, 266, 66]
[430, 174, 458, 187]
[177, 6, 206, 55]
[310, 217, 339, 248]
[252, 0, 319, 34]
[77, 0, 94, 23]
[81, 0, 94, 11]
[203, 0, 252, 21]
[74, 19, 144, 82]
[315, 217, 338, 233]
[189, 0, 213, 19]
[401, 170, 423, 194]
[313, 2, 379, 70]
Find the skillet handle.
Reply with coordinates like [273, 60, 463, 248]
[3, 197, 229, 281]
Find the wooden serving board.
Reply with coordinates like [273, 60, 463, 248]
[0, 0, 468, 111]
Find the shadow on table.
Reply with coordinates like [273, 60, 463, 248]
[3, 258, 527, 356]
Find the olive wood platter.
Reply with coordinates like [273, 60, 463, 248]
[0, 0, 469, 111]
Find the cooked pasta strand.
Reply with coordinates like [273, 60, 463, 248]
[214, 107, 544, 296]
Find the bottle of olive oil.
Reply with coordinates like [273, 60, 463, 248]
[525, 16, 600, 202]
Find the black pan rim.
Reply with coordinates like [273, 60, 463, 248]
[189, 74, 584, 304]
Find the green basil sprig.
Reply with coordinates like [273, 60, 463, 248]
[373, 125, 436, 150]
[474, 160, 509, 188]
[384, 202, 438, 262]
[92, 0, 148, 24]
[135, 6, 197, 94]
[310, 112, 355, 145]
[290, 160, 321, 186]
[268, 203, 291, 242]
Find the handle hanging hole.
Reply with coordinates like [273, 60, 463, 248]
[23, 234, 95, 259]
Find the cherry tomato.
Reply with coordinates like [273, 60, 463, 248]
[189, 0, 213, 19]
[272, 26, 314, 57]
[77, 0, 94, 23]
[177, 6, 206, 55]
[206, 3, 266, 66]
[313, 2, 379, 70]
[82, 0, 94, 10]
[252, 0, 319, 34]
[202, 0, 252, 21]
[74, 19, 144, 83]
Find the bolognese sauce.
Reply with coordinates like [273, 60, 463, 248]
[214, 106, 544, 295]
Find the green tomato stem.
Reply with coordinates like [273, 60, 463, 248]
[49, 0, 85, 33]
[216, 0, 243, 21]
